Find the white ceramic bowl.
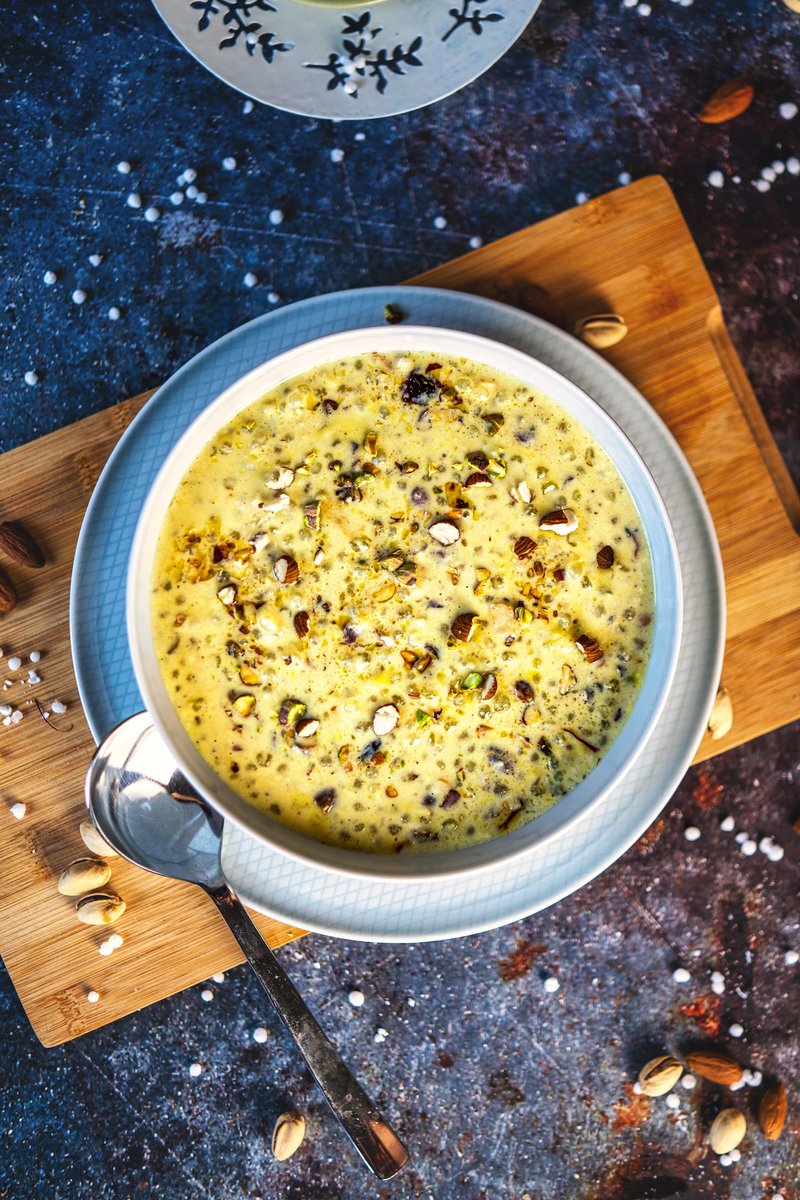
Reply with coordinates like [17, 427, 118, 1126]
[128, 326, 682, 881]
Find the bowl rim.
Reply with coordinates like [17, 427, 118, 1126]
[127, 324, 683, 882]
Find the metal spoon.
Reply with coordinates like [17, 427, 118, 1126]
[85, 711, 409, 1180]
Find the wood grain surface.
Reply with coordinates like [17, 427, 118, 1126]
[0, 176, 797, 1047]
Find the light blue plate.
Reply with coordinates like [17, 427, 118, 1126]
[71, 285, 725, 941]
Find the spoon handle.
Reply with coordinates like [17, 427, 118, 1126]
[205, 884, 409, 1180]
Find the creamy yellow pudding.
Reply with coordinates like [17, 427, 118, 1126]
[151, 352, 653, 854]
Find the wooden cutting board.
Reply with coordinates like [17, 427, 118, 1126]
[1, 176, 798, 1047]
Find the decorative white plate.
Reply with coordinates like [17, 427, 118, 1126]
[150, 0, 541, 120]
[70, 285, 725, 942]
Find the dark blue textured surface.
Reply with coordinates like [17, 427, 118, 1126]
[2, 2, 799, 1197]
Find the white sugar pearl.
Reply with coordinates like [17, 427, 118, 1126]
[469, 235, 483, 249]
[638, 3, 651, 14]
[719, 1153, 732, 1166]
[183, 168, 197, 183]
[170, 191, 184, 206]
[779, 101, 798, 120]
[107, 933, 123, 949]
[10, 802, 26, 820]
[684, 825, 701, 841]
[330, 148, 345, 163]
[729, 1022, 744, 1038]
[269, 208, 284, 225]
[195, 193, 207, 205]
[267, 291, 280, 304]
[665, 1092, 680, 1109]
[672, 967, 691, 983]
[344, 80, 359, 95]
[623, 0, 637, 8]
[29, 651, 41, 663]
[243, 99, 254, 114]
[433, 215, 448, 229]
[758, 835, 774, 853]
[116, 161, 132, 175]
[348, 989, 365, 1007]
[88, 253, 103, 267]
[754, 180, 771, 193]
[735, 831, 748, 844]
[43, 270, 57, 285]
[681, 1073, 696, 1089]
[7, 657, 21, 671]
[729, 1148, 741, 1162]
[575, 191, 589, 204]
[543, 975, 560, 993]
[407, 997, 416, 1007]
[373, 1027, 388, 1043]
[144, 206, 160, 223]
[711, 971, 725, 995]
[707, 170, 725, 188]
[786, 156, 800, 174]
[632, 1081, 643, 1094]
[98, 941, 113, 956]
[188, 1062, 203, 1077]
[126, 193, 142, 209]
[354, 131, 366, 141]
[761, 166, 777, 183]
[720, 815, 735, 832]
[784, 949, 799, 965]
[51, 699, 67, 714]
[243, 272, 258, 288]
[10, 710, 23, 725]
[772, 160, 786, 174]
[253, 1026, 268, 1043]
[108, 306, 121, 321]
[185, 184, 199, 200]
[27, 670, 41, 685]
[748, 1069, 762, 1087]
[200, 989, 213, 1002]
[767, 843, 784, 862]
[212, 972, 225, 983]
[618, 171, 632, 185]
[24, 370, 39, 387]
[86, 989, 100, 1003]
[72, 289, 87, 305]
[740, 838, 757, 855]
[222, 156, 237, 171]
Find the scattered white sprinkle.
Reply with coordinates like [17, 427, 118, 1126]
[185, 184, 199, 200]
[618, 171, 632, 185]
[740, 838, 757, 856]
[43, 270, 57, 286]
[720, 815, 735, 832]
[24, 370, 40, 387]
[188, 1062, 203, 1077]
[759, 835, 774, 854]
[108, 933, 123, 949]
[29, 651, 41, 663]
[195, 193, 207, 205]
[243, 99, 255, 114]
[98, 941, 113, 956]
[767, 842, 784, 861]
[681, 1073, 696, 1090]
[7, 657, 21, 671]
[116, 161, 132, 175]
[72, 289, 87, 306]
[754, 179, 771, 193]
[732, 174, 741, 183]
[269, 208, 284, 225]
[711, 970, 726, 995]
[784, 949, 799, 965]
[747, 1069, 762, 1087]
[246, 31, 258, 45]
[10, 710, 23, 725]
[170, 191, 184, 206]
[433, 215, 448, 229]
[407, 997, 416, 1007]
[729, 1148, 741, 1162]
[469, 235, 483, 249]
[243, 271, 258, 288]
[786, 156, 800, 174]
[51, 699, 67, 714]
[183, 168, 197, 184]
[543, 975, 560, 993]
[638, 3, 651, 14]
[735, 831, 748, 844]
[672, 967, 691, 984]
[347, 989, 365, 1008]
[10, 802, 26, 820]
[212, 972, 225, 983]
[761, 166, 777, 183]
[330, 148, 345, 163]
[267, 291, 280, 304]
[344, 80, 359, 96]
[253, 1026, 268, 1043]
[719, 1153, 732, 1167]
[200, 988, 214, 1002]
[779, 101, 798, 120]
[575, 191, 589, 204]
[354, 131, 366, 141]
[665, 1092, 680, 1109]
[88, 253, 103, 268]
[373, 1027, 388, 1044]
[729, 1022, 744, 1038]
[222, 156, 237, 171]
[772, 160, 786, 174]
[707, 170, 725, 189]
[86, 989, 100, 1003]
[108, 306, 121, 321]
[0, 705, 10, 716]
[144, 206, 160, 223]
[27, 671, 41, 685]
[684, 825, 701, 842]
[126, 192, 142, 209]
[622, 0, 637, 8]
[632, 1080, 643, 1094]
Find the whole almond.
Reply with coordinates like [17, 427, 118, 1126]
[708, 1107, 747, 1154]
[272, 1111, 306, 1161]
[698, 78, 754, 124]
[685, 1049, 744, 1086]
[638, 1054, 683, 1096]
[0, 567, 17, 613]
[0, 521, 45, 569]
[758, 1081, 787, 1140]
